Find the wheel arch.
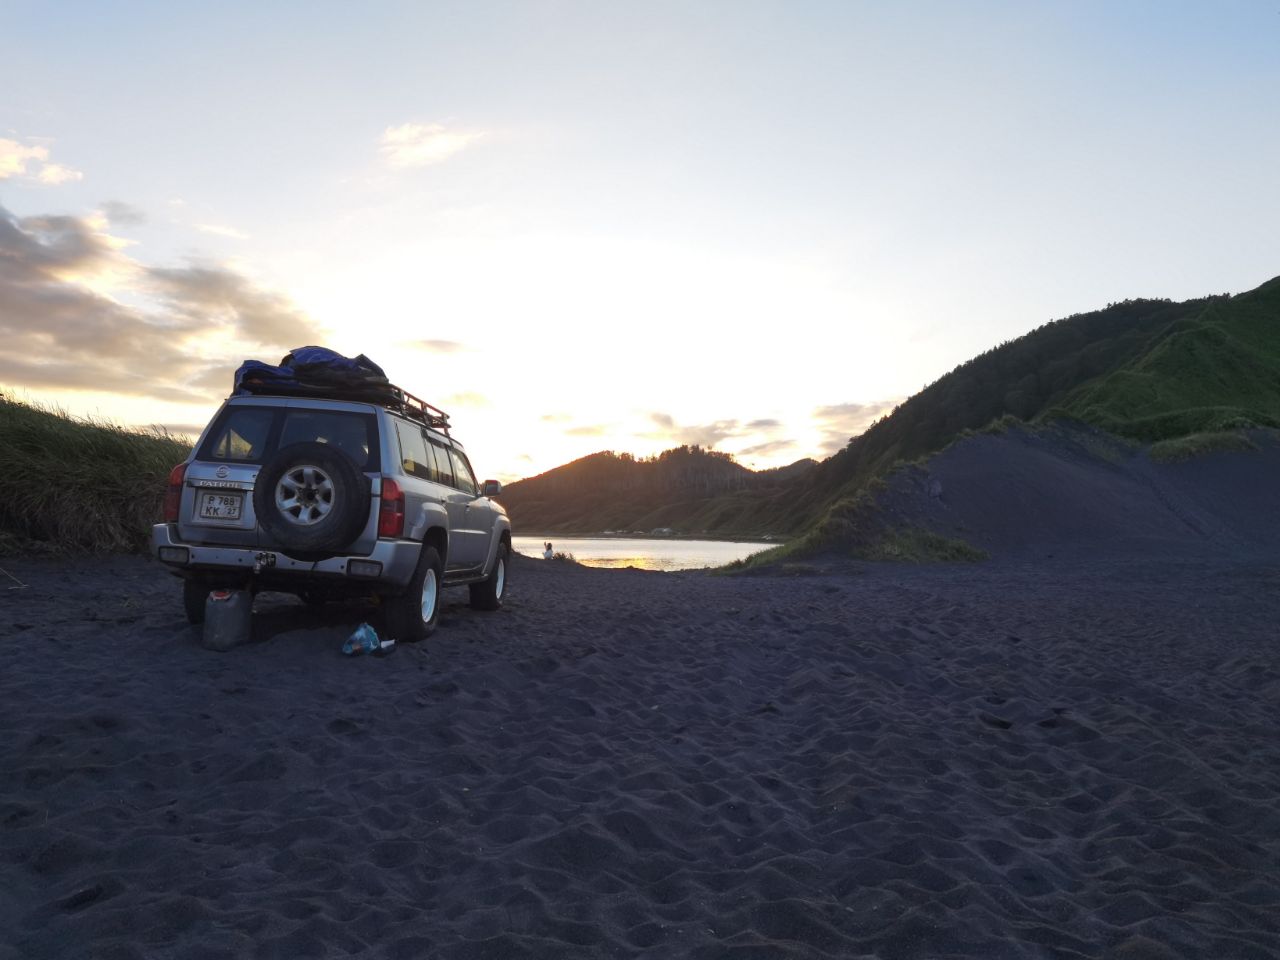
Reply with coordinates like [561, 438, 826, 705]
[485, 520, 512, 574]
[422, 524, 448, 567]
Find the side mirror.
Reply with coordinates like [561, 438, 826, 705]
[482, 479, 502, 497]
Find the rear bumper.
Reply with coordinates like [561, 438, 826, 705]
[151, 523, 420, 588]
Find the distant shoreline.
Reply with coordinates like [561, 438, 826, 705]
[513, 532, 785, 545]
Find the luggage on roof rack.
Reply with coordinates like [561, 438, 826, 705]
[232, 346, 450, 433]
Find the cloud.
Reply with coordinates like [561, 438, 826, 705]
[0, 137, 83, 185]
[196, 223, 250, 240]
[0, 202, 321, 405]
[379, 122, 484, 168]
[415, 339, 465, 354]
[444, 392, 489, 407]
[148, 264, 321, 348]
[100, 201, 146, 227]
[36, 163, 83, 185]
[745, 418, 781, 431]
[566, 424, 611, 437]
[645, 413, 741, 448]
[540, 413, 570, 423]
[0, 138, 47, 178]
[739, 439, 796, 457]
[813, 400, 899, 454]
[674, 420, 741, 448]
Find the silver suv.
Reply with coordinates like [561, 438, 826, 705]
[152, 392, 510, 641]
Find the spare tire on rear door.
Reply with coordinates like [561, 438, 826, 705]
[254, 441, 370, 553]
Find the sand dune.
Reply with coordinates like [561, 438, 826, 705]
[881, 426, 1280, 561]
[2, 551, 1278, 958]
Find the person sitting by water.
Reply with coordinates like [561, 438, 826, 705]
[543, 541, 554, 560]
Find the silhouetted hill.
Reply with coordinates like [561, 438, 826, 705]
[499, 446, 813, 535]
[504, 276, 1280, 548]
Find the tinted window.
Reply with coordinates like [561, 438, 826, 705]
[204, 407, 275, 462]
[279, 410, 378, 469]
[430, 441, 454, 486]
[449, 449, 478, 495]
[395, 421, 433, 481]
[420, 441, 442, 482]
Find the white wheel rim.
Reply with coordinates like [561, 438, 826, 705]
[420, 568, 438, 623]
[495, 557, 506, 599]
[275, 465, 335, 526]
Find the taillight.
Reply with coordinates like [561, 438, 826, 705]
[163, 463, 186, 522]
[378, 478, 405, 538]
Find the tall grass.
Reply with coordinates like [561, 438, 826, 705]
[0, 393, 192, 553]
[1148, 430, 1258, 463]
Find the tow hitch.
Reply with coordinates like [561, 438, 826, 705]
[253, 552, 277, 575]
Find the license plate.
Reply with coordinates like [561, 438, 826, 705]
[198, 492, 244, 521]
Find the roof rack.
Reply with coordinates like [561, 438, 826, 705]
[236, 378, 451, 435]
[389, 385, 451, 435]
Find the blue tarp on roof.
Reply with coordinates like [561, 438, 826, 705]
[232, 347, 395, 403]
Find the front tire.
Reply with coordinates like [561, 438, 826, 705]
[384, 545, 443, 642]
[469, 542, 508, 611]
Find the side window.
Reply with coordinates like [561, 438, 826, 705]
[419, 440, 441, 482]
[448, 449, 478, 495]
[430, 441, 454, 487]
[395, 421, 433, 480]
[205, 408, 276, 462]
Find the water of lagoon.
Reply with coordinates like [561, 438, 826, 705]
[511, 536, 771, 572]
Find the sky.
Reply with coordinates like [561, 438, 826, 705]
[2, 1, 1277, 482]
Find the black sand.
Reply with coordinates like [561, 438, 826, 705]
[2, 550, 1278, 959]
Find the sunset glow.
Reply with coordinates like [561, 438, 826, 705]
[3, 2, 1276, 482]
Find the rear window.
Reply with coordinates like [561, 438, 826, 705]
[204, 407, 274, 462]
[199, 406, 380, 470]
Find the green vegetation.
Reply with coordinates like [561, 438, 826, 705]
[858, 527, 987, 563]
[1148, 431, 1258, 463]
[1061, 278, 1280, 441]
[725, 279, 1279, 568]
[0, 394, 190, 553]
[775, 295, 1222, 534]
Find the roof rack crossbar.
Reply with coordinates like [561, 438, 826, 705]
[237, 378, 451, 435]
[387, 385, 451, 435]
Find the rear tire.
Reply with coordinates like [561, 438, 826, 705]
[384, 546, 443, 642]
[183, 580, 208, 624]
[469, 542, 508, 611]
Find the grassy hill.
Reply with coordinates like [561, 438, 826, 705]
[770, 294, 1225, 535]
[0, 394, 190, 553]
[1060, 277, 1280, 440]
[504, 276, 1280, 552]
[767, 276, 1280, 561]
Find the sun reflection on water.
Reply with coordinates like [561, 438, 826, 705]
[512, 537, 769, 572]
